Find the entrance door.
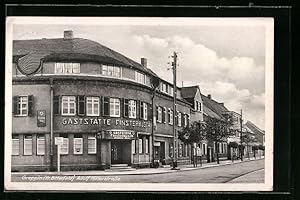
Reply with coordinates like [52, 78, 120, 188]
[160, 142, 165, 162]
[111, 141, 122, 164]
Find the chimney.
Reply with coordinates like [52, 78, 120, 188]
[141, 58, 147, 68]
[207, 94, 211, 99]
[64, 30, 74, 39]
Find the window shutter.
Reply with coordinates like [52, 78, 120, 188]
[53, 96, 60, 115]
[140, 101, 144, 119]
[102, 97, 110, 116]
[156, 106, 159, 122]
[123, 98, 129, 118]
[147, 103, 152, 121]
[28, 95, 34, 116]
[77, 96, 85, 116]
[12, 96, 19, 115]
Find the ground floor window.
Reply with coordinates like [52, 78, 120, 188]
[138, 137, 143, 154]
[178, 143, 183, 157]
[88, 134, 97, 154]
[23, 135, 32, 155]
[12, 135, 19, 155]
[184, 143, 188, 157]
[73, 135, 83, 154]
[60, 136, 69, 155]
[132, 139, 136, 154]
[145, 137, 149, 154]
[169, 143, 174, 158]
[36, 134, 45, 155]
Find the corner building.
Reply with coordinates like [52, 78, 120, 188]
[11, 31, 195, 171]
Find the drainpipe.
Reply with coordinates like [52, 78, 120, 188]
[49, 78, 54, 171]
[151, 91, 155, 167]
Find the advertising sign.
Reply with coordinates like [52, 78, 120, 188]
[37, 110, 46, 127]
[97, 130, 137, 140]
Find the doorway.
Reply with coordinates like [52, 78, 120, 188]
[111, 140, 131, 164]
[154, 141, 165, 162]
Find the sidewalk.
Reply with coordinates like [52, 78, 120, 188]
[12, 157, 264, 176]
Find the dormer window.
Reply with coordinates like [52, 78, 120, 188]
[135, 71, 146, 85]
[55, 63, 80, 74]
[195, 101, 202, 112]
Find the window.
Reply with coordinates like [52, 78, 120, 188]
[102, 65, 121, 77]
[61, 96, 76, 116]
[88, 134, 97, 154]
[163, 107, 167, 123]
[23, 135, 32, 155]
[169, 143, 174, 158]
[73, 136, 83, 154]
[156, 106, 162, 123]
[168, 108, 173, 125]
[178, 112, 182, 127]
[138, 138, 143, 154]
[12, 135, 19, 155]
[86, 97, 100, 116]
[128, 100, 137, 119]
[145, 137, 149, 154]
[198, 102, 202, 111]
[135, 71, 146, 84]
[179, 144, 183, 157]
[184, 144, 188, 157]
[60, 136, 69, 155]
[132, 140, 136, 154]
[36, 135, 45, 155]
[140, 102, 148, 120]
[110, 98, 120, 117]
[184, 114, 188, 127]
[13, 95, 33, 116]
[55, 63, 80, 74]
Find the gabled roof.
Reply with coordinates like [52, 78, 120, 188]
[13, 38, 158, 77]
[201, 94, 229, 120]
[181, 86, 199, 98]
[245, 121, 265, 136]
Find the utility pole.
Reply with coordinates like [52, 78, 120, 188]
[240, 109, 243, 161]
[171, 52, 179, 170]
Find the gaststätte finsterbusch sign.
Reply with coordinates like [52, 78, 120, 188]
[97, 130, 137, 140]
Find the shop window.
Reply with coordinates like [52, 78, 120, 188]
[128, 100, 137, 119]
[73, 136, 83, 155]
[109, 98, 120, 117]
[169, 143, 174, 158]
[36, 134, 45, 155]
[102, 65, 121, 77]
[140, 102, 147, 120]
[12, 95, 33, 116]
[145, 137, 149, 154]
[23, 135, 33, 155]
[132, 140, 136, 154]
[88, 134, 97, 154]
[156, 106, 162, 123]
[178, 144, 183, 157]
[60, 136, 69, 155]
[12, 135, 19, 156]
[55, 62, 80, 74]
[138, 137, 143, 154]
[61, 96, 76, 116]
[86, 97, 100, 116]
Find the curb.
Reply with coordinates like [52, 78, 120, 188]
[12, 158, 264, 176]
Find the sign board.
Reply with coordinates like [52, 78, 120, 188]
[37, 110, 46, 127]
[97, 130, 137, 140]
[154, 142, 161, 146]
[55, 137, 64, 145]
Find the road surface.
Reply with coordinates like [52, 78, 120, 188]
[11, 159, 264, 183]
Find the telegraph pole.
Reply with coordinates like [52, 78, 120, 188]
[240, 109, 243, 161]
[171, 52, 179, 170]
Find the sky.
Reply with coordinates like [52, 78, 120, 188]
[11, 18, 271, 130]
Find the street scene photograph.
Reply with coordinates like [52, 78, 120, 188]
[5, 17, 274, 191]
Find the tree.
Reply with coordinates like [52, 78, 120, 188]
[204, 117, 235, 164]
[178, 121, 206, 145]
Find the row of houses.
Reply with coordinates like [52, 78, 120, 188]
[11, 30, 264, 171]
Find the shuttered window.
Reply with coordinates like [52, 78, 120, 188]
[86, 97, 99, 116]
[13, 95, 33, 116]
[12, 135, 19, 156]
[61, 96, 76, 116]
[128, 100, 137, 119]
[110, 98, 120, 117]
[156, 106, 162, 123]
